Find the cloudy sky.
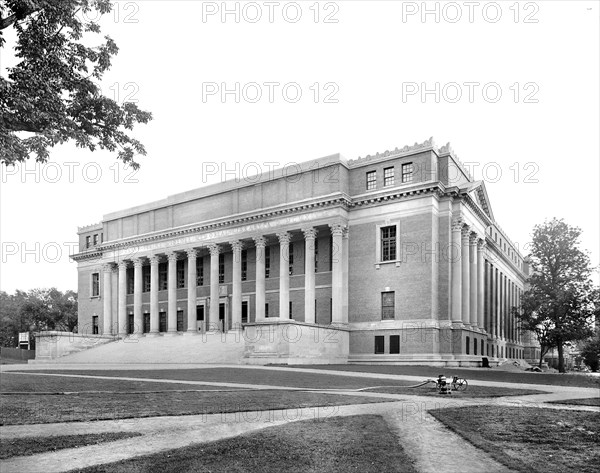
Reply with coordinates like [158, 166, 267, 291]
[1, 0, 599, 293]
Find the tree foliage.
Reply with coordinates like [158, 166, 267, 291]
[0, 0, 152, 168]
[0, 288, 78, 348]
[515, 218, 598, 372]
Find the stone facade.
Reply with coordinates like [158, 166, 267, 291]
[71, 138, 530, 366]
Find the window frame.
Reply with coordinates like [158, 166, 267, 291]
[91, 272, 100, 297]
[383, 166, 394, 187]
[375, 222, 400, 265]
[218, 253, 225, 284]
[366, 170, 376, 190]
[374, 335, 385, 354]
[381, 291, 395, 320]
[401, 162, 413, 183]
[390, 335, 400, 354]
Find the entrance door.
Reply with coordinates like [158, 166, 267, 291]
[219, 303, 226, 332]
[196, 305, 205, 332]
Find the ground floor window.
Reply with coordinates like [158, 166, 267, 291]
[143, 314, 150, 333]
[390, 335, 400, 354]
[128, 314, 134, 334]
[241, 301, 248, 324]
[466, 336, 470, 355]
[474, 338, 477, 356]
[196, 305, 204, 331]
[481, 340, 484, 356]
[92, 316, 98, 334]
[177, 310, 184, 331]
[265, 303, 269, 318]
[159, 312, 167, 332]
[374, 335, 385, 354]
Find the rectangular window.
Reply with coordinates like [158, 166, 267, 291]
[128, 314, 134, 334]
[159, 312, 167, 332]
[100, 233, 104, 244]
[85, 236, 91, 249]
[374, 336, 385, 354]
[381, 291, 395, 320]
[383, 167, 394, 187]
[177, 260, 185, 288]
[219, 253, 225, 284]
[401, 163, 413, 183]
[177, 310, 184, 332]
[265, 246, 271, 278]
[481, 340, 485, 357]
[289, 301, 293, 319]
[92, 316, 99, 335]
[288, 243, 294, 276]
[143, 266, 151, 293]
[93, 234, 98, 246]
[366, 170, 376, 190]
[381, 226, 397, 261]
[91, 273, 100, 297]
[159, 263, 168, 290]
[474, 338, 477, 355]
[241, 301, 248, 324]
[196, 305, 205, 331]
[390, 335, 400, 354]
[197, 257, 204, 286]
[265, 303, 269, 318]
[126, 268, 134, 295]
[143, 314, 150, 333]
[241, 250, 247, 281]
[466, 336, 470, 355]
[314, 238, 319, 273]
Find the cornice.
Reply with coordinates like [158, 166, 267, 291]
[347, 137, 437, 168]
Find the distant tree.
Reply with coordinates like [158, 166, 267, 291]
[0, 0, 152, 168]
[580, 331, 600, 372]
[514, 219, 597, 372]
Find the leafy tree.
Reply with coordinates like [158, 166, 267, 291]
[0, 0, 152, 168]
[514, 219, 598, 372]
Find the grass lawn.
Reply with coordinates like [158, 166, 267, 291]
[293, 364, 600, 388]
[549, 397, 600, 407]
[74, 414, 418, 473]
[429, 406, 600, 473]
[0, 433, 141, 460]
[365, 384, 544, 397]
[0, 388, 393, 425]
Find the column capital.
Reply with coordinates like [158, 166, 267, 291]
[229, 240, 244, 252]
[342, 226, 349, 239]
[117, 260, 128, 270]
[186, 248, 198, 259]
[469, 232, 479, 245]
[276, 232, 291, 245]
[461, 225, 471, 239]
[477, 240, 487, 251]
[149, 255, 160, 265]
[329, 223, 345, 236]
[207, 243, 220, 256]
[102, 263, 114, 273]
[253, 236, 267, 248]
[451, 217, 463, 231]
[166, 252, 178, 262]
[302, 227, 318, 240]
[132, 257, 144, 269]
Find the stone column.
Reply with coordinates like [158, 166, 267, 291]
[303, 228, 317, 324]
[277, 232, 291, 319]
[186, 249, 198, 332]
[167, 252, 177, 333]
[149, 256, 159, 334]
[461, 225, 470, 325]
[342, 226, 349, 324]
[117, 261, 128, 337]
[450, 217, 463, 324]
[330, 224, 344, 324]
[133, 258, 143, 334]
[254, 237, 266, 321]
[469, 233, 478, 327]
[230, 241, 243, 329]
[208, 244, 220, 330]
[102, 263, 113, 335]
[477, 241, 485, 330]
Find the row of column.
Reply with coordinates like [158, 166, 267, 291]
[485, 263, 522, 343]
[451, 218, 486, 329]
[102, 224, 348, 336]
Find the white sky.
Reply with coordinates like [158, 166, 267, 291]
[1, 0, 599, 293]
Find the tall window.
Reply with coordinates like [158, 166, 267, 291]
[390, 335, 400, 354]
[92, 315, 99, 334]
[265, 303, 269, 318]
[374, 336, 385, 354]
[93, 234, 99, 246]
[143, 266, 151, 292]
[381, 291, 395, 320]
[177, 310, 184, 331]
[366, 170, 376, 190]
[197, 257, 204, 286]
[241, 301, 248, 323]
[159, 262, 168, 290]
[85, 236, 91, 248]
[265, 246, 271, 278]
[474, 338, 477, 355]
[91, 273, 100, 297]
[177, 260, 185, 288]
[241, 250, 247, 281]
[159, 311, 167, 332]
[401, 163, 413, 183]
[289, 301, 293, 319]
[219, 253, 225, 284]
[126, 268, 134, 294]
[128, 314, 134, 334]
[381, 226, 396, 261]
[288, 243, 294, 275]
[314, 238, 319, 273]
[466, 336, 470, 355]
[383, 167, 394, 186]
[143, 314, 150, 333]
